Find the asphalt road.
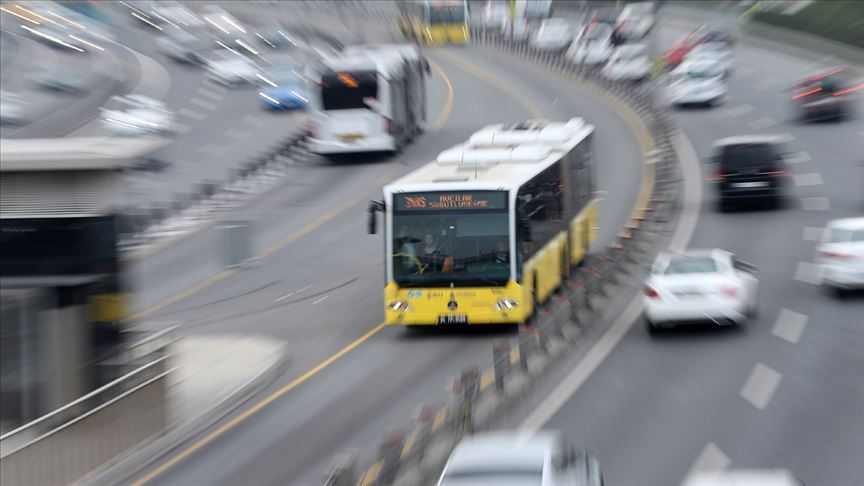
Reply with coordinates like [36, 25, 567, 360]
[508, 14, 864, 486]
[119, 35, 647, 486]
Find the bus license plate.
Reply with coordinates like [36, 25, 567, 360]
[438, 315, 468, 325]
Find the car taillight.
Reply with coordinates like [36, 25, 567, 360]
[710, 169, 726, 182]
[720, 286, 738, 298]
[644, 286, 660, 299]
[386, 118, 395, 135]
[821, 250, 854, 260]
[305, 123, 316, 139]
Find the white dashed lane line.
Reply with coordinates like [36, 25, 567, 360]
[224, 128, 251, 140]
[680, 443, 731, 485]
[190, 97, 218, 110]
[197, 144, 226, 155]
[802, 226, 825, 241]
[274, 285, 312, 302]
[740, 362, 783, 410]
[772, 309, 809, 344]
[242, 115, 268, 128]
[312, 295, 329, 305]
[800, 196, 831, 211]
[197, 87, 224, 100]
[747, 116, 777, 130]
[794, 172, 823, 187]
[794, 261, 822, 285]
[784, 150, 811, 164]
[178, 108, 207, 121]
[726, 104, 754, 117]
[754, 75, 784, 90]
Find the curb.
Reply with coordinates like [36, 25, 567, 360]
[78, 336, 290, 486]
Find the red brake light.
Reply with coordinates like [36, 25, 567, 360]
[811, 67, 843, 81]
[833, 83, 864, 96]
[792, 87, 822, 100]
[720, 286, 738, 298]
[305, 123, 316, 139]
[710, 169, 726, 182]
[821, 250, 854, 260]
[644, 286, 660, 299]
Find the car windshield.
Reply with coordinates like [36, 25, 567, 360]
[828, 227, 864, 243]
[392, 192, 510, 287]
[685, 65, 723, 79]
[665, 257, 718, 275]
[720, 143, 777, 170]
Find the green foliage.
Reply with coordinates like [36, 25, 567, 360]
[752, 0, 864, 49]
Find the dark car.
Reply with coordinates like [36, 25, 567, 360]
[710, 136, 790, 211]
[792, 68, 856, 121]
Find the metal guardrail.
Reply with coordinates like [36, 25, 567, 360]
[325, 29, 683, 486]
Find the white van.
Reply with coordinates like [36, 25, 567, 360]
[306, 46, 428, 157]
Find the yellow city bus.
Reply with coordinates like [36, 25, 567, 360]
[397, 0, 470, 45]
[368, 119, 597, 326]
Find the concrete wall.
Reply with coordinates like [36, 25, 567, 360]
[0, 363, 169, 486]
[40, 305, 89, 413]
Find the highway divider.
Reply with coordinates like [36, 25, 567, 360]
[323, 32, 683, 486]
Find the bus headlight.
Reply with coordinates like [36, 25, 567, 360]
[494, 299, 519, 311]
[388, 300, 411, 312]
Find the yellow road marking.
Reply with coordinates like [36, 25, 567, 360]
[431, 405, 448, 433]
[435, 49, 544, 119]
[131, 322, 387, 486]
[430, 59, 455, 131]
[357, 459, 384, 486]
[479, 368, 495, 390]
[128, 270, 235, 321]
[400, 428, 419, 458]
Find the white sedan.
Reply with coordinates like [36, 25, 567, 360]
[602, 43, 650, 81]
[667, 60, 727, 106]
[100, 95, 176, 136]
[530, 18, 573, 52]
[817, 217, 864, 295]
[644, 249, 759, 332]
[567, 24, 614, 66]
[684, 42, 734, 75]
[205, 49, 260, 87]
[683, 469, 803, 486]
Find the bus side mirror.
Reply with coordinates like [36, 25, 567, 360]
[368, 200, 384, 235]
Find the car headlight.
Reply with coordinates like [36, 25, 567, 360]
[387, 300, 411, 312]
[494, 299, 518, 311]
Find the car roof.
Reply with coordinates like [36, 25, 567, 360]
[445, 431, 561, 473]
[656, 248, 731, 264]
[712, 135, 786, 147]
[826, 217, 864, 231]
[683, 469, 801, 486]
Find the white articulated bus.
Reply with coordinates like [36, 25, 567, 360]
[368, 118, 598, 326]
[306, 44, 429, 157]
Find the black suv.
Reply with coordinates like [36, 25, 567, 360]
[711, 136, 790, 211]
[792, 69, 855, 121]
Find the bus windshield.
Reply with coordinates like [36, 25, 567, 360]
[392, 191, 510, 287]
[320, 70, 377, 111]
[428, 4, 465, 24]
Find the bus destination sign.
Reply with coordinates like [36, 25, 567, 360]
[395, 191, 506, 211]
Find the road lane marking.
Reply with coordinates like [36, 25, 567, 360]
[772, 309, 808, 344]
[197, 87, 223, 100]
[428, 59, 455, 131]
[357, 458, 384, 486]
[740, 362, 782, 410]
[224, 128, 251, 140]
[800, 196, 831, 211]
[197, 144, 225, 155]
[242, 114, 267, 128]
[680, 443, 731, 485]
[274, 285, 311, 302]
[726, 104, 753, 117]
[312, 295, 328, 305]
[190, 97, 218, 110]
[681, 442, 732, 485]
[784, 150, 811, 164]
[747, 116, 776, 130]
[802, 226, 825, 242]
[434, 49, 544, 119]
[794, 261, 822, 285]
[178, 108, 206, 120]
[129, 270, 236, 321]
[130, 321, 388, 486]
[754, 75, 784, 90]
[794, 172, 823, 187]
